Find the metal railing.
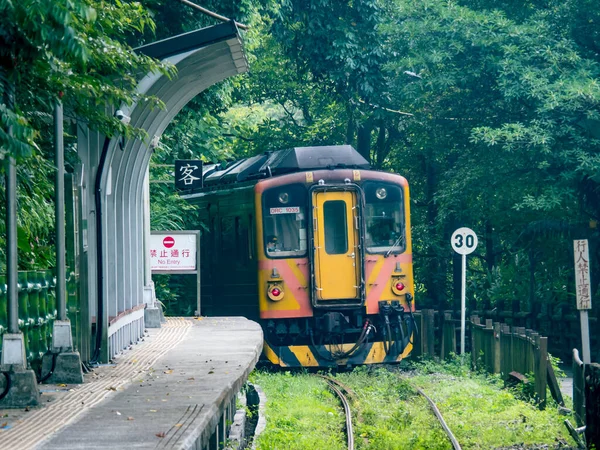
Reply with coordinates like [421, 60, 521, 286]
[0, 271, 78, 367]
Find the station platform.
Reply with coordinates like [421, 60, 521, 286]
[0, 317, 263, 450]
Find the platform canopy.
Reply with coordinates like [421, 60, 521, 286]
[76, 21, 248, 362]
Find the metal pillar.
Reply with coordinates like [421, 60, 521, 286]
[54, 101, 67, 322]
[0, 70, 40, 407]
[41, 101, 83, 384]
[3, 74, 18, 336]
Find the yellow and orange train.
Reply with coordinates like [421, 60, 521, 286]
[183, 145, 417, 367]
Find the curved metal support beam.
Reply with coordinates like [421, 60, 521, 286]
[79, 22, 248, 362]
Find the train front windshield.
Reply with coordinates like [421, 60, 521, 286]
[262, 184, 308, 258]
[364, 182, 405, 254]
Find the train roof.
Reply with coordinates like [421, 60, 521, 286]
[201, 145, 370, 189]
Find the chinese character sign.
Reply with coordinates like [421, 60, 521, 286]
[574, 239, 592, 310]
[150, 233, 197, 271]
[175, 160, 203, 191]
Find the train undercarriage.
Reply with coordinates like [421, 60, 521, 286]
[263, 300, 417, 367]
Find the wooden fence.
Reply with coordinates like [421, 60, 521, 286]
[469, 303, 598, 363]
[470, 316, 550, 408]
[412, 310, 563, 409]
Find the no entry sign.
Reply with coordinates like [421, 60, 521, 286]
[150, 233, 197, 271]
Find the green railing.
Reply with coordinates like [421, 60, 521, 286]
[0, 271, 64, 367]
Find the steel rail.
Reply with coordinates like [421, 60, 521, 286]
[317, 375, 354, 450]
[416, 387, 462, 450]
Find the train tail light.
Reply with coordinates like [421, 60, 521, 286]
[391, 277, 406, 295]
[267, 283, 285, 301]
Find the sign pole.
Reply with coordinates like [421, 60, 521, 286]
[196, 232, 201, 317]
[451, 227, 478, 356]
[461, 253, 466, 355]
[581, 310, 591, 364]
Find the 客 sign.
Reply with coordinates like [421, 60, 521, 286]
[175, 160, 203, 191]
[574, 239, 592, 310]
[150, 233, 197, 271]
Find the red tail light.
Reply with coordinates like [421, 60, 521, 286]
[395, 282, 405, 291]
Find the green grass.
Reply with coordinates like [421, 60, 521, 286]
[250, 371, 347, 450]
[250, 360, 576, 450]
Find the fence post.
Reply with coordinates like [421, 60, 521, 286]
[424, 309, 435, 357]
[493, 322, 501, 374]
[585, 363, 600, 448]
[501, 324, 511, 379]
[471, 315, 480, 368]
[573, 349, 585, 427]
[485, 319, 493, 371]
[534, 334, 547, 409]
[441, 312, 456, 359]
[412, 312, 423, 357]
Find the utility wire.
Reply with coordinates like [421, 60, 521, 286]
[175, 0, 249, 30]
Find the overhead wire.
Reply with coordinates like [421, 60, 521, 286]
[175, 0, 249, 30]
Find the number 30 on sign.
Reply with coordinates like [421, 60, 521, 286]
[451, 227, 478, 255]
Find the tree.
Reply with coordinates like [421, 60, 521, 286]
[0, 0, 171, 270]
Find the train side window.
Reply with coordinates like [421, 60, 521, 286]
[323, 200, 348, 255]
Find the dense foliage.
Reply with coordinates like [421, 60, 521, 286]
[154, 0, 599, 322]
[2, 0, 599, 325]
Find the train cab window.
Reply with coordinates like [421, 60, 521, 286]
[263, 184, 308, 258]
[323, 200, 348, 254]
[364, 182, 405, 254]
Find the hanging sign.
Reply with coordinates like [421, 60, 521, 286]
[175, 160, 203, 191]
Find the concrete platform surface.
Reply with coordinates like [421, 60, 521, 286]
[0, 317, 263, 450]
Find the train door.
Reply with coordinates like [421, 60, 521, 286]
[312, 189, 362, 305]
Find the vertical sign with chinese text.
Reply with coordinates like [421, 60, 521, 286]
[175, 160, 203, 191]
[574, 239, 592, 310]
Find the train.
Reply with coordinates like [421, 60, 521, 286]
[181, 145, 417, 367]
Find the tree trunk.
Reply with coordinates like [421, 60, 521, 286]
[345, 105, 355, 146]
[485, 218, 495, 272]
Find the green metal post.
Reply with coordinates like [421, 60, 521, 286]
[17, 272, 32, 362]
[0, 275, 6, 338]
[27, 272, 41, 360]
[38, 270, 50, 354]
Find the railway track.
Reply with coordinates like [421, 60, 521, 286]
[415, 385, 462, 450]
[314, 373, 461, 450]
[314, 374, 355, 450]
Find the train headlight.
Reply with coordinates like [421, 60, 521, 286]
[278, 192, 289, 204]
[376, 187, 387, 199]
[267, 283, 285, 301]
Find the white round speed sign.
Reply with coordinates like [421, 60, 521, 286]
[451, 227, 478, 255]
